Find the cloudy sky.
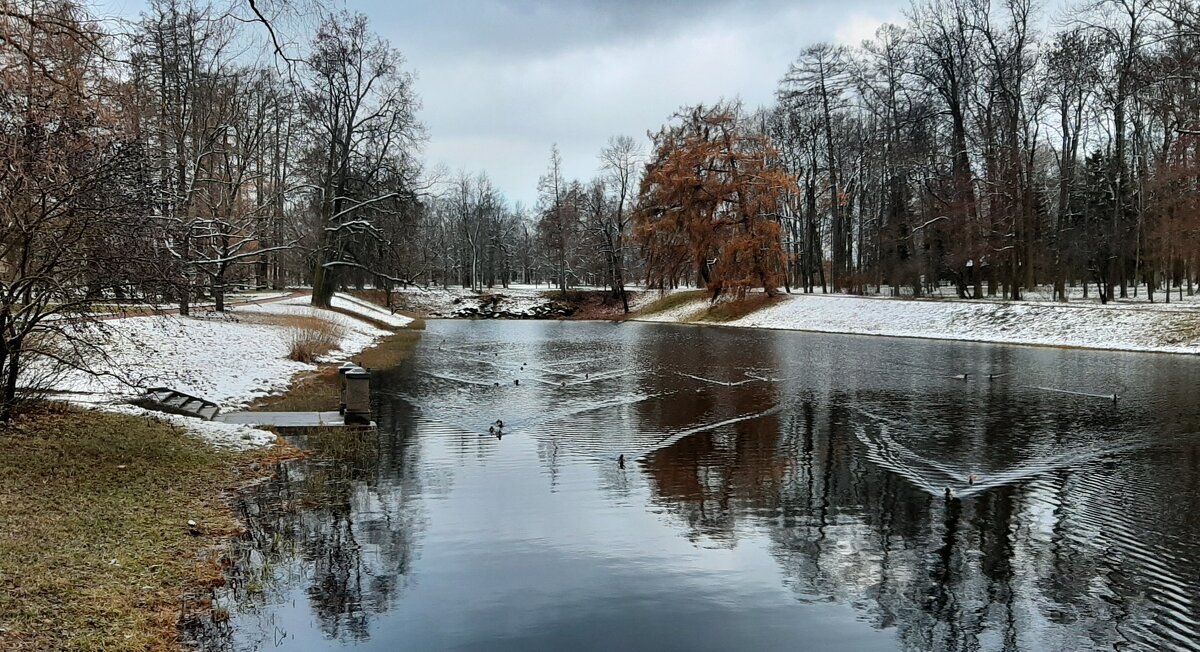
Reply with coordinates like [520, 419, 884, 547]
[373, 0, 903, 205]
[99, 0, 904, 205]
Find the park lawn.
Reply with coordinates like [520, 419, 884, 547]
[0, 404, 288, 651]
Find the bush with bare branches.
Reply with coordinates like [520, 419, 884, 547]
[279, 316, 345, 363]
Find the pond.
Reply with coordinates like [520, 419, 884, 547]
[209, 320, 1200, 651]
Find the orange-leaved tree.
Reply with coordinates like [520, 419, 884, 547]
[633, 102, 793, 301]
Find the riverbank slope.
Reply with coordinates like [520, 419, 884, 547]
[51, 292, 411, 446]
[633, 291, 1200, 354]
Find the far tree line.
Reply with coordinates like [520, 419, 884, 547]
[421, 0, 1200, 308]
[640, 0, 1200, 305]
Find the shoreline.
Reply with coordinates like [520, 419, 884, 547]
[22, 288, 1183, 648]
[0, 406, 303, 650]
[628, 291, 1200, 357]
[644, 317, 1200, 358]
[56, 292, 413, 448]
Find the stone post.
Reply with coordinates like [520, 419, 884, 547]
[344, 367, 372, 425]
[337, 361, 357, 415]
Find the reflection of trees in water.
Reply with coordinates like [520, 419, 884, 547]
[640, 388, 1200, 651]
[636, 344, 786, 546]
[223, 398, 429, 646]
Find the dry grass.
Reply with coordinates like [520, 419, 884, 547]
[625, 289, 780, 323]
[0, 405, 289, 651]
[627, 290, 708, 320]
[357, 331, 422, 367]
[259, 315, 346, 363]
[241, 313, 347, 364]
[1166, 313, 1200, 345]
[698, 293, 785, 322]
[250, 366, 342, 412]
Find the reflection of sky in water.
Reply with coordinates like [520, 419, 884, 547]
[213, 321, 1200, 652]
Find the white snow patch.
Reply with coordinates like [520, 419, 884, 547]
[636, 295, 709, 323]
[55, 314, 316, 408]
[629, 288, 681, 312]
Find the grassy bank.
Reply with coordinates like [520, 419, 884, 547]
[629, 289, 708, 319]
[0, 405, 290, 651]
[631, 289, 784, 323]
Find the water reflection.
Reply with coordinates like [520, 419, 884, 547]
[208, 321, 1200, 651]
[215, 422, 428, 649]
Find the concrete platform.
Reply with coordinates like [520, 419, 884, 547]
[215, 411, 374, 428]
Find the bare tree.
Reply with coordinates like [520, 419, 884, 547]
[0, 0, 150, 418]
[599, 135, 644, 312]
[303, 11, 422, 307]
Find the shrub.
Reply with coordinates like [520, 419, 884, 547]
[281, 317, 345, 363]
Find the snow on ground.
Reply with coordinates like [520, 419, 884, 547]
[887, 282, 1200, 310]
[388, 285, 554, 316]
[388, 284, 657, 317]
[329, 293, 413, 328]
[634, 294, 709, 323]
[55, 314, 316, 406]
[635, 291, 1200, 354]
[82, 290, 294, 320]
[627, 287, 686, 312]
[52, 295, 399, 448]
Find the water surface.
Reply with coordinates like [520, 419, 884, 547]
[214, 321, 1200, 651]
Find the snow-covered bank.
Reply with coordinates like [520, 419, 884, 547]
[388, 284, 659, 318]
[330, 293, 414, 328]
[52, 293, 403, 449]
[635, 292, 1200, 354]
[387, 284, 561, 317]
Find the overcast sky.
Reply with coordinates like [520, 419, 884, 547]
[376, 0, 903, 206]
[98, 0, 904, 205]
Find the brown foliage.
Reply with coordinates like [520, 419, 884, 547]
[633, 102, 793, 300]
